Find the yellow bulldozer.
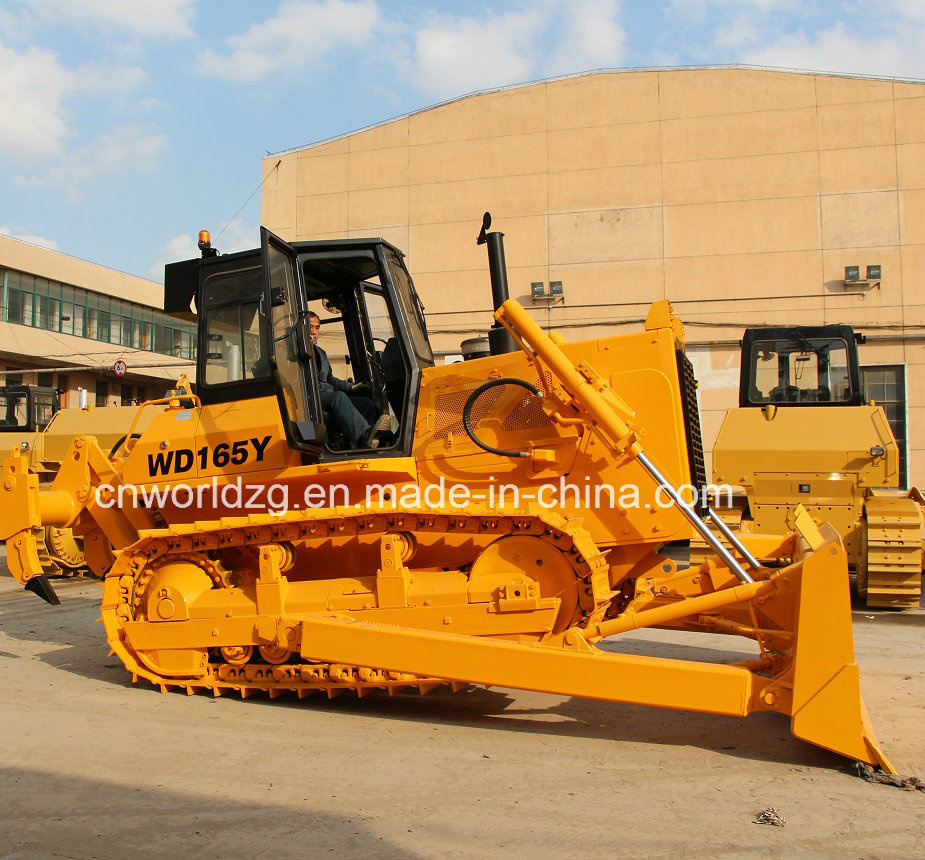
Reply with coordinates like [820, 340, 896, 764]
[1, 383, 164, 585]
[1, 384, 83, 577]
[1, 384, 61, 472]
[705, 325, 923, 610]
[0, 217, 894, 773]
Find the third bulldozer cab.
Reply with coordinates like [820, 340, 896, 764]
[739, 324, 864, 408]
[164, 227, 435, 462]
[0, 385, 59, 433]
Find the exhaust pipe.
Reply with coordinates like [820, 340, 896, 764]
[477, 212, 517, 356]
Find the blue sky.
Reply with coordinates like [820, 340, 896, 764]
[1, 0, 923, 283]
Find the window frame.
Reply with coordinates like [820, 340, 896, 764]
[193, 253, 277, 408]
[862, 363, 909, 490]
[738, 325, 864, 408]
[0, 266, 197, 357]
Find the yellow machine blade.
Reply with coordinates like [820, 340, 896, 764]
[789, 539, 894, 771]
[289, 536, 892, 772]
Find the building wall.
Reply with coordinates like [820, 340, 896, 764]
[0, 233, 197, 406]
[262, 67, 925, 487]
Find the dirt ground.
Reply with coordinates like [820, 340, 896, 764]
[0, 566, 922, 859]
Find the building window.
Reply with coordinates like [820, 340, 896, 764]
[134, 321, 151, 351]
[153, 324, 172, 354]
[862, 365, 907, 489]
[86, 308, 111, 341]
[36, 372, 54, 387]
[7, 289, 31, 325]
[73, 305, 86, 338]
[0, 266, 196, 359]
[5, 368, 23, 385]
[36, 295, 59, 330]
[60, 303, 74, 335]
[95, 380, 109, 408]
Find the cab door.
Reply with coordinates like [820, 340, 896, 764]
[261, 227, 325, 454]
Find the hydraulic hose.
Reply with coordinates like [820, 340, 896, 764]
[462, 378, 543, 458]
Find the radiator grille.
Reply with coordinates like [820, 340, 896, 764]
[676, 349, 707, 510]
[433, 378, 553, 441]
[500, 389, 555, 432]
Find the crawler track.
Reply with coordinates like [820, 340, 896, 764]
[859, 494, 924, 609]
[101, 505, 611, 698]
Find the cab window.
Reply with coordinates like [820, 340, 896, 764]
[384, 249, 433, 365]
[33, 394, 56, 428]
[201, 267, 267, 385]
[750, 337, 852, 404]
[0, 392, 27, 428]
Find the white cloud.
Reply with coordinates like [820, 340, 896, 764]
[667, 0, 925, 79]
[0, 40, 148, 163]
[402, 1, 627, 101]
[212, 219, 260, 255]
[891, 0, 925, 24]
[407, 8, 546, 99]
[0, 43, 73, 160]
[147, 234, 198, 281]
[0, 5, 36, 42]
[147, 220, 257, 281]
[198, 1, 627, 99]
[70, 62, 148, 99]
[544, 0, 626, 77]
[667, 0, 806, 56]
[744, 21, 925, 79]
[18, 126, 168, 200]
[0, 226, 59, 251]
[668, 0, 801, 19]
[713, 13, 763, 52]
[198, 0, 380, 82]
[22, 0, 195, 39]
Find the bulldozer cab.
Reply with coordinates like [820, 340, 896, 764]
[0, 385, 59, 432]
[164, 228, 434, 462]
[739, 325, 864, 408]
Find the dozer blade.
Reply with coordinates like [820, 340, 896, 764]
[789, 540, 893, 771]
[293, 537, 893, 772]
[24, 575, 61, 606]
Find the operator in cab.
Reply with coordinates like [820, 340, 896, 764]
[308, 311, 390, 449]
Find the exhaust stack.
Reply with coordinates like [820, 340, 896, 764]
[477, 212, 517, 356]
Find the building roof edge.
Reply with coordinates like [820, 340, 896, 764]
[268, 63, 925, 158]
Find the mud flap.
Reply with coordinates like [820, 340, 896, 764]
[789, 540, 895, 772]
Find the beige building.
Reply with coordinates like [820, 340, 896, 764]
[1, 233, 196, 409]
[262, 66, 925, 488]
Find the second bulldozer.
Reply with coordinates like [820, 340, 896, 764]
[706, 325, 923, 609]
[1, 384, 165, 582]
